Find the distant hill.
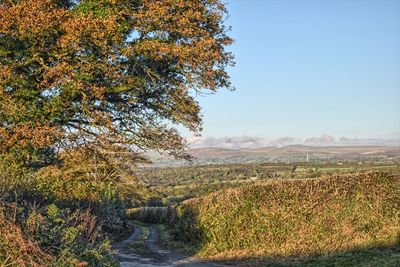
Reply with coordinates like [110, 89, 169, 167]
[149, 145, 400, 166]
[190, 145, 400, 157]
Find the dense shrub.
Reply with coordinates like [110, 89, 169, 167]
[127, 206, 177, 224]
[0, 159, 120, 266]
[34, 163, 129, 237]
[25, 204, 116, 267]
[0, 198, 118, 267]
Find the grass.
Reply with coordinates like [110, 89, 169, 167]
[223, 246, 400, 266]
[298, 247, 400, 267]
[156, 224, 195, 253]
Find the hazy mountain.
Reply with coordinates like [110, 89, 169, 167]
[304, 135, 335, 146]
[187, 135, 267, 149]
[337, 137, 400, 146]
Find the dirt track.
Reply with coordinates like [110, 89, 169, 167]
[114, 223, 230, 267]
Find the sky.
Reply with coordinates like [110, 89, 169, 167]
[190, 0, 400, 140]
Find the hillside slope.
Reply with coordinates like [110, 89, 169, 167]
[150, 146, 400, 166]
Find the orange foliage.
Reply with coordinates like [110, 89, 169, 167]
[0, 0, 233, 165]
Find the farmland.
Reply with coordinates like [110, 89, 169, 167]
[126, 154, 400, 266]
[138, 160, 400, 206]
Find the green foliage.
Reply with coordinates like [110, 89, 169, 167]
[127, 206, 177, 224]
[0, 200, 118, 267]
[74, 0, 117, 18]
[33, 169, 128, 237]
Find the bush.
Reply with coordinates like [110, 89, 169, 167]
[34, 167, 128, 238]
[25, 204, 117, 267]
[0, 217, 51, 267]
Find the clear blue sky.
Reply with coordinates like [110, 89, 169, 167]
[194, 0, 400, 140]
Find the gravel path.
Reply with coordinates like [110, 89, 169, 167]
[113, 223, 231, 267]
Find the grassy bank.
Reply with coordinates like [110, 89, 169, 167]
[184, 171, 399, 258]
[131, 171, 400, 264]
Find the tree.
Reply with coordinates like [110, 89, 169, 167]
[0, 0, 233, 167]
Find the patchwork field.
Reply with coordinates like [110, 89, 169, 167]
[138, 162, 399, 206]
